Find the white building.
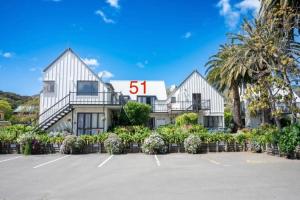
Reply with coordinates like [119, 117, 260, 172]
[39, 48, 224, 134]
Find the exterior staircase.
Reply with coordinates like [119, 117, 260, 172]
[38, 94, 72, 131]
[38, 92, 125, 131]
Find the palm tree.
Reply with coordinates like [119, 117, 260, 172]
[206, 44, 251, 131]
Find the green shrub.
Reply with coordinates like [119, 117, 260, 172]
[17, 132, 35, 155]
[279, 124, 300, 155]
[184, 134, 201, 154]
[104, 133, 123, 154]
[224, 108, 233, 130]
[185, 124, 207, 133]
[196, 132, 211, 143]
[175, 113, 198, 126]
[114, 125, 151, 144]
[60, 135, 85, 154]
[0, 99, 12, 120]
[80, 135, 97, 145]
[123, 102, 151, 125]
[142, 133, 167, 154]
[96, 132, 109, 143]
[0, 129, 18, 144]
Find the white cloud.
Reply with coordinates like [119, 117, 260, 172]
[29, 67, 37, 72]
[217, 0, 240, 29]
[235, 0, 260, 14]
[98, 70, 114, 79]
[106, 0, 120, 9]
[136, 60, 148, 68]
[95, 10, 115, 24]
[183, 32, 192, 39]
[217, 0, 260, 29]
[82, 58, 100, 69]
[1, 52, 13, 58]
[136, 62, 145, 68]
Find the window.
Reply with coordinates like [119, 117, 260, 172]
[77, 81, 98, 96]
[203, 116, 223, 128]
[43, 81, 55, 94]
[171, 97, 176, 103]
[121, 95, 130, 103]
[77, 113, 104, 135]
[137, 96, 155, 106]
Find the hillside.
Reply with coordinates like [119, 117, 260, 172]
[0, 90, 38, 109]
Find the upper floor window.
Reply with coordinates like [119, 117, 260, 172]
[171, 97, 176, 103]
[122, 95, 130, 103]
[43, 81, 55, 94]
[137, 96, 156, 106]
[77, 81, 98, 96]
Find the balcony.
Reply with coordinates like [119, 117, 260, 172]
[151, 100, 211, 113]
[69, 92, 124, 105]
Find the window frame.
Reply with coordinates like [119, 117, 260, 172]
[77, 81, 99, 96]
[77, 112, 105, 135]
[43, 81, 55, 95]
[171, 97, 176, 103]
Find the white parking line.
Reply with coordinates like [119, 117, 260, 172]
[98, 155, 114, 168]
[202, 157, 221, 165]
[0, 156, 21, 163]
[154, 154, 160, 167]
[33, 155, 71, 169]
[246, 159, 267, 164]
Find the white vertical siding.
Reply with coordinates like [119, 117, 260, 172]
[171, 71, 224, 114]
[40, 49, 108, 114]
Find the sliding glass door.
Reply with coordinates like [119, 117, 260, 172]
[77, 113, 104, 135]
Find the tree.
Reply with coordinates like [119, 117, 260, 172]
[123, 101, 151, 126]
[259, 0, 300, 35]
[233, 15, 300, 128]
[0, 100, 12, 120]
[206, 44, 251, 132]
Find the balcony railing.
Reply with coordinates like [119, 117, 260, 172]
[151, 100, 211, 113]
[69, 92, 124, 105]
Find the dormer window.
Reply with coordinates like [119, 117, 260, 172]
[43, 81, 55, 94]
[77, 81, 98, 96]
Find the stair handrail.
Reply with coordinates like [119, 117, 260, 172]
[39, 93, 70, 124]
[39, 103, 71, 128]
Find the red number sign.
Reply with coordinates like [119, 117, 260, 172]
[129, 81, 146, 94]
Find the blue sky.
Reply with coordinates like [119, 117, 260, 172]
[0, 0, 259, 95]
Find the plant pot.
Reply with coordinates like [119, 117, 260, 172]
[100, 143, 107, 153]
[227, 142, 235, 152]
[271, 144, 280, 156]
[295, 145, 300, 159]
[130, 143, 141, 153]
[169, 143, 180, 153]
[208, 142, 217, 152]
[200, 142, 208, 153]
[266, 144, 273, 155]
[235, 143, 243, 152]
[218, 141, 226, 152]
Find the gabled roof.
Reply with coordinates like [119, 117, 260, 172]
[42, 48, 107, 87]
[13, 105, 38, 113]
[168, 69, 224, 99]
[110, 80, 167, 100]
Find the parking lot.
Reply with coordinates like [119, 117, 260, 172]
[0, 152, 300, 200]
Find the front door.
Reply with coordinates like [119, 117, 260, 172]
[192, 93, 201, 111]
